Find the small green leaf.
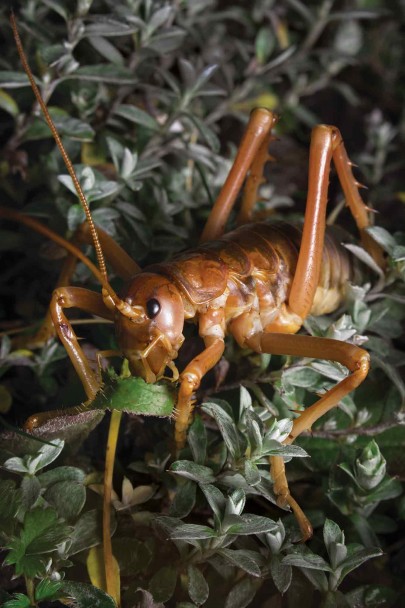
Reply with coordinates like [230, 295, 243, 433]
[35, 579, 62, 601]
[114, 104, 160, 131]
[219, 549, 263, 577]
[38, 466, 86, 488]
[224, 577, 259, 608]
[0, 480, 21, 521]
[60, 581, 116, 608]
[113, 538, 153, 576]
[83, 19, 140, 37]
[337, 546, 383, 586]
[0, 88, 19, 116]
[91, 376, 175, 416]
[187, 565, 209, 606]
[270, 555, 292, 594]
[149, 566, 177, 603]
[198, 484, 226, 523]
[69, 510, 102, 556]
[225, 514, 277, 535]
[169, 523, 217, 540]
[3, 593, 31, 608]
[170, 460, 215, 483]
[244, 458, 261, 486]
[202, 401, 244, 459]
[20, 476, 41, 510]
[44, 480, 86, 520]
[188, 415, 207, 464]
[282, 546, 332, 571]
[255, 27, 275, 64]
[169, 480, 197, 518]
[66, 64, 138, 84]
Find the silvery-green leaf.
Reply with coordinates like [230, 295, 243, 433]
[187, 565, 209, 606]
[170, 460, 215, 484]
[201, 401, 243, 459]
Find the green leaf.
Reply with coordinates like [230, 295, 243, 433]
[60, 581, 116, 608]
[3, 594, 31, 608]
[23, 509, 71, 554]
[44, 480, 86, 520]
[198, 484, 226, 523]
[113, 537, 153, 575]
[187, 565, 209, 606]
[244, 459, 261, 486]
[0, 71, 38, 88]
[83, 19, 141, 37]
[35, 579, 62, 601]
[91, 376, 175, 416]
[65, 64, 138, 84]
[0, 480, 21, 521]
[255, 27, 275, 64]
[270, 554, 292, 594]
[0, 88, 19, 116]
[114, 105, 160, 131]
[38, 466, 86, 488]
[366, 226, 396, 255]
[20, 476, 41, 510]
[323, 519, 347, 569]
[4, 439, 64, 475]
[68, 510, 102, 556]
[169, 523, 217, 540]
[224, 578, 259, 608]
[183, 113, 220, 152]
[170, 460, 215, 483]
[149, 566, 177, 603]
[337, 546, 383, 586]
[282, 546, 332, 571]
[169, 480, 196, 518]
[225, 514, 277, 535]
[219, 549, 263, 577]
[201, 401, 244, 459]
[188, 415, 207, 465]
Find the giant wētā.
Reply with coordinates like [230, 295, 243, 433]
[2, 14, 385, 545]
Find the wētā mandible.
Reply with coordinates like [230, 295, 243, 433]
[3, 14, 386, 542]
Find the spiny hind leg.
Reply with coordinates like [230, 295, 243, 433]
[331, 133, 385, 268]
[246, 331, 370, 540]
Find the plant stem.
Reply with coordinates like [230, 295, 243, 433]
[103, 409, 122, 606]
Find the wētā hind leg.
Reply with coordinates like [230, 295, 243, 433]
[200, 108, 278, 242]
[243, 123, 384, 539]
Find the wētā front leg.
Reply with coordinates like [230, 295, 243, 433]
[175, 309, 226, 452]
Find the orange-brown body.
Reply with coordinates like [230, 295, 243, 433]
[116, 221, 353, 388]
[150, 221, 352, 341]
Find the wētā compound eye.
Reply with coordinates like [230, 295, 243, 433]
[146, 298, 161, 319]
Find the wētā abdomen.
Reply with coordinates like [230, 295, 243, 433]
[146, 220, 354, 347]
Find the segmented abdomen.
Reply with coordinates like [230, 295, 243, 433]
[149, 221, 353, 335]
[211, 221, 352, 317]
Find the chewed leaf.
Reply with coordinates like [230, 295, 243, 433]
[91, 376, 175, 417]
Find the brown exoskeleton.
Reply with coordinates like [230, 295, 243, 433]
[3, 14, 385, 542]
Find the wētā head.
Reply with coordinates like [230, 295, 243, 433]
[10, 13, 185, 387]
[115, 273, 185, 384]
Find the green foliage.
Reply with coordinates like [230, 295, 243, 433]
[1, 0, 405, 606]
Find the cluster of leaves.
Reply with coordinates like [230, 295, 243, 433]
[0, 396, 394, 607]
[0, 0, 404, 607]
